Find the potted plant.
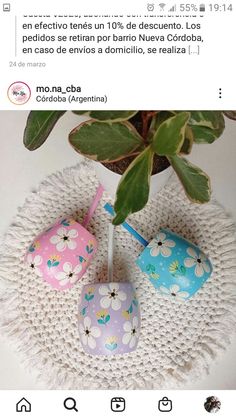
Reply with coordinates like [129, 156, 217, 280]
[23, 110, 234, 224]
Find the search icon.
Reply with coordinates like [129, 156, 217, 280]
[64, 397, 78, 412]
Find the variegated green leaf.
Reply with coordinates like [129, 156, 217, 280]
[69, 120, 143, 162]
[190, 111, 223, 129]
[73, 111, 138, 121]
[191, 125, 223, 144]
[189, 111, 225, 144]
[113, 146, 154, 225]
[168, 155, 211, 203]
[180, 126, 194, 155]
[152, 112, 190, 155]
[23, 111, 66, 150]
[147, 111, 175, 142]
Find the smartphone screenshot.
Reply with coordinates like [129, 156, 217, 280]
[0, 1, 235, 418]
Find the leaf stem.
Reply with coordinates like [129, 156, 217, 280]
[141, 111, 158, 143]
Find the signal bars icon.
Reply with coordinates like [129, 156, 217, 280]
[168, 5, 176, 12]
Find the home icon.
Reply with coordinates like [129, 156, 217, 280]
[16, 398, 31, 413]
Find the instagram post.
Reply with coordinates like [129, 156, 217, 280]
[0, 1, 236, 418]
[1, 111, 236, 403]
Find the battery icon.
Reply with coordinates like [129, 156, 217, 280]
[199, 4, 205, 12]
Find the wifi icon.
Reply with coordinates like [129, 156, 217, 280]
[159, 3, 166, 11]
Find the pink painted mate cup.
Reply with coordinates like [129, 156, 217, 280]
[25, 218, 97, 290]
[25, 185, 104, 291]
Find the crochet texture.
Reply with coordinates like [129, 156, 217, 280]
[0, 161, 236, 389]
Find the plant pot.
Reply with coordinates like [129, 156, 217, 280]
[92, 161, 173, 199]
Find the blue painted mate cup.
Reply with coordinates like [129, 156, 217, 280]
[136, 228, 213, 300]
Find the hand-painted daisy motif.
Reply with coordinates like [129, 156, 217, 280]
[86, 240, 95, 254]
[85, 287, 95, 301]
[55, 262, 82, 286]
[159, 284, 190, 301]
[77, 255, 87, 263]
[148, 232, 175, 257]
[184, 247, 211, 277]
[169, 260, 186, 277]
[47, 254, 61, 268]
[105, 336, 118, 351]
[79, 316, 101, 349]
[96, 309, 110, 325]
[122, 302, 134, 320]
[60, 218, 76, 227]
[50, 227, 78, 252]
[132, 292, 138, 307]
[122, 310, 131, 320]
[28, 240, 40, 253]
[80, 306, 87, 317]
[26, 254, 43, 277]
[146, 264, 160, 280]
[99, 283, 127, 311]
[122, 316, 139, 348]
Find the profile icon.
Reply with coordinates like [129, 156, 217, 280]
[7, 81, 31, 105]
[204, 396, 221, 413]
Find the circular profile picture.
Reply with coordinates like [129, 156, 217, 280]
[204, 396, 221, 413]
[7, 81, 31, 105]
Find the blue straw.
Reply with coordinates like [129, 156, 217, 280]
[103, 203, 148, 247]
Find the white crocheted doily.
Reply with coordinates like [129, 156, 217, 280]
[0, 161, 236, 389]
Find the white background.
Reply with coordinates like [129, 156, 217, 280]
[0, 111, 235, 390]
